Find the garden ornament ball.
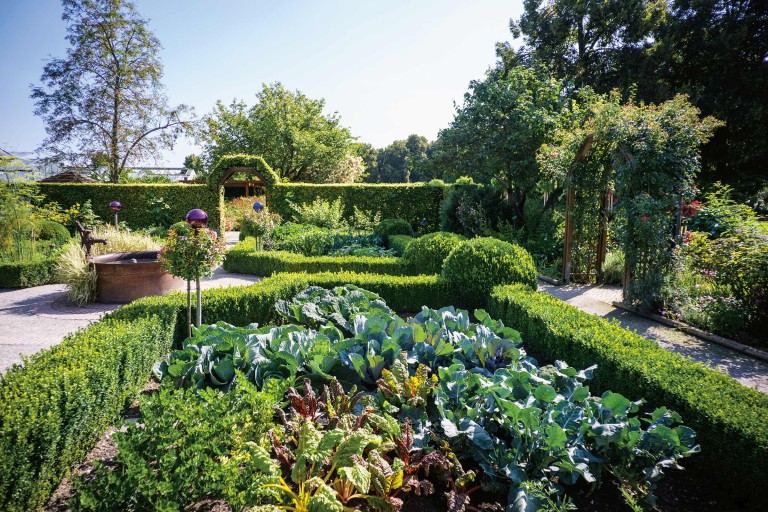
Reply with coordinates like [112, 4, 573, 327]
[253, 201, 265, 212]
[109, 201, 122, 212]
[186, 209, 208, 229]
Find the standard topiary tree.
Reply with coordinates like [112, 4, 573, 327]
[373, 218, 413, 245]
[402, 231, 465, 274]
[441, 237, 537, 308]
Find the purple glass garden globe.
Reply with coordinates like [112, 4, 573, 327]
[109, 201, 122, 212]
[186, 209, 208, 229]
[253, 201, 265, 212]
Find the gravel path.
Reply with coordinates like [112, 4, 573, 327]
[538, 282, 768, 394]
[0, 232, 259, 373]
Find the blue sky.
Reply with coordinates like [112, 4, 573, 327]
[0, 0, 522, 166]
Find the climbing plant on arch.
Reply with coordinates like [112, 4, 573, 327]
[541, 94, 722, 309]
[206, 154, 281, 192]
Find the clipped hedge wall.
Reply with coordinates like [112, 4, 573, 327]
[0, 256, 58, 288]
[112, 272, 450, 347]
[223, 242, 411, 278]
[488, 284, 768, 506]
[267, 183, 444, 231]
[38, 183, 222, 229]
[0, 313, 176, 512]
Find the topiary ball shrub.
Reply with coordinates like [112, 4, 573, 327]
[36, 220, 70, 247]
[442, 237, 537, 309]
[374, 218, 414, 245]
[402, 231, 465, 274]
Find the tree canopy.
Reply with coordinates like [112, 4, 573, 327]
[364, 134, 431, 183]
[504, 0, 768, 193]
[430, 66, 570, 220]
[31, 0, 194, 183]
[199, 83, 358, 183]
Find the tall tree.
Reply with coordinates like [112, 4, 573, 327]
[199, 83, 356, 183]
[430, 66, 569, 221]
[365, 134, 431, 183]
[660, 0, 768, 189]
[32, 0, 193, 183]
[507, 0, 668, 95]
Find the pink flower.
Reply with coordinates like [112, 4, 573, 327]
[641, 216, 648, 222]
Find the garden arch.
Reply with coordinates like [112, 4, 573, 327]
[206, 154, 281, 197]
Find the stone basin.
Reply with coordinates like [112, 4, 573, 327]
[90, 250, 186, 304]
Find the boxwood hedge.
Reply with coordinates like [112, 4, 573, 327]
[223, 241, 412, 278]
[388, 234, 414, 256]
[38, 183, 222, 229]
[0, 256, 59, 288]
[0, 314, 176, 511]
[488, 283, 768, 506]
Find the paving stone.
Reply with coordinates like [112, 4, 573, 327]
[538, 282, 768, 394]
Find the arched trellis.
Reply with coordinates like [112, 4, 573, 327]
[206, 154, 281, 192]
[561, 134, 685, 289]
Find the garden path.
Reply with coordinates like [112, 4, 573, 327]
[0, 232, 258, 374]
[538, 281, 768, 394]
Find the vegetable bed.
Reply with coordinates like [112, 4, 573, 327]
[72, 286, 699, 511]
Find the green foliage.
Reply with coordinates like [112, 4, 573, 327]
[38, 182, 222, 229]
[442, 238, 537, 308]
[429, 65, 569, 228]
[183, 153, 204, 176]
[666, 230, 768, 340]
[0, 314, 175, 512]
[35, 219, 70, 246]
[56, 242, 97, 304]
[329, 244, 395, 258]
[602, 250, 625, 286]
[0, 256, 59, 288]
[240, 210, 281, 249]
[224, 243, 410, 278]
[365, 134, 432, 183]
[155, 286, 698, 508]
[387, 234, 414, 256]
[31, 0, 193, 182]
[291, 197, 346, 229]
[160, 226, 227, 281]
[488, 284, 768, 505]
[687, 182, 759, 238]
[207, 154, 281, 191]
[401, 231, 465, 274]
[271, 226, 384, 257]
[200, 83, 356, 183]
[374, 218, 414, 244]
[73, 381, 281, 511]
[267, 183, 444, 232]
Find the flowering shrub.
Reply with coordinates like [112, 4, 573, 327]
[222, 196, 264, 231]
[665, 231, 768, 342]
[159, 224, 226, 281]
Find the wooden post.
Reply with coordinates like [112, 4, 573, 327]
[595, 189, 612, 284]
[562, 135, 596, 284]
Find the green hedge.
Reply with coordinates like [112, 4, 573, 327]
[207, 154, 280, 191]
[38, 183, 222, 229]
[224, 242, 412, 278]
[0, 256, 58, 288]
[488, 284, 768, 506]
[267, 183, 444, 231]
[388, 234, 414, 256]
[402, 231, 465, 274]
[0, 313, 176, 512]
[112, 272, 450, 347]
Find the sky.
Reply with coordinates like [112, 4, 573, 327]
[0, 0, 522, 167]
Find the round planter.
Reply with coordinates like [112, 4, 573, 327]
[90, 250, 186, 304]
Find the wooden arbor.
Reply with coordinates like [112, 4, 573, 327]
[206, 154, 280, 194]
[561, 134, 613, 285]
